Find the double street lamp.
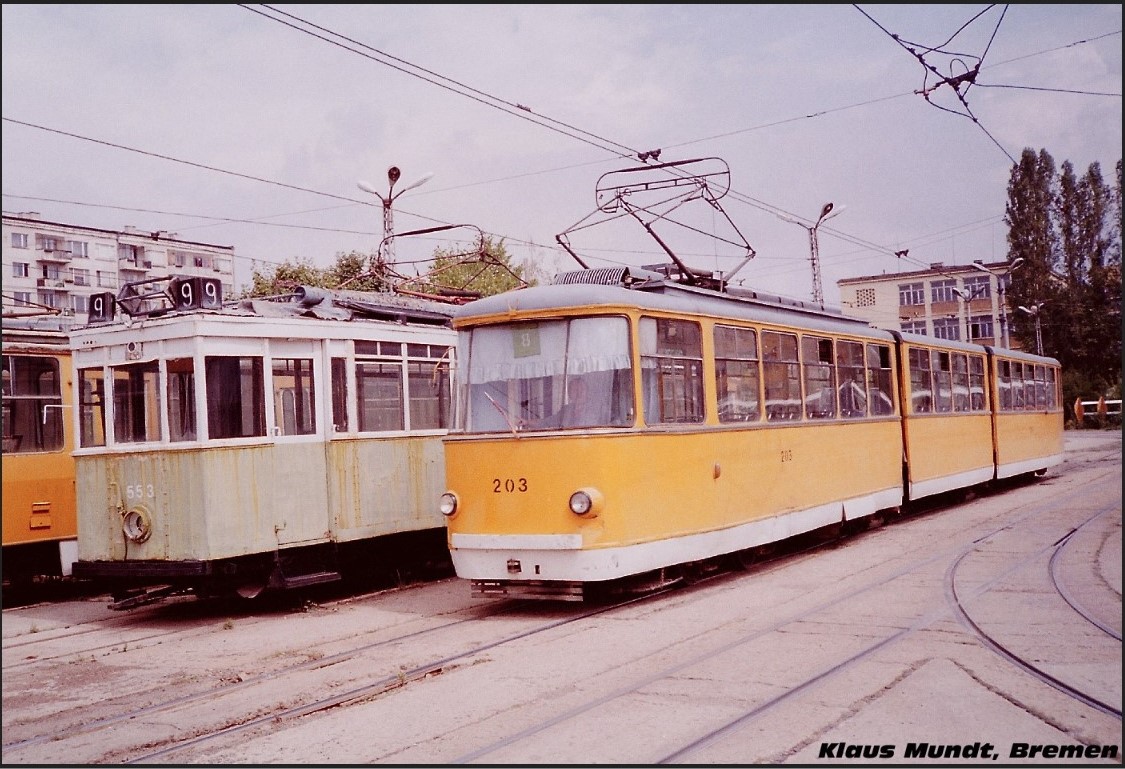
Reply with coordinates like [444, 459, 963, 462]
[779, 202, 844, 304]
[357, 166, 434, 267]
[971, 258, 1024, 349]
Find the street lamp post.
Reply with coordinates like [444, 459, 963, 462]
[952, 283, 988, 342]
[972, 258, 1024, 349]
[357, 166, 434, 268]
[780, 202, 844, 304]
[1018, 302, 1046, 355]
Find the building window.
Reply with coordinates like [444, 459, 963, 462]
[71, 268, 90, 286]
[64, 240, 89, 258]
[931, 279, 958, 303]
[37, 292, 61, 309]
[899, 283, 924, 306]
[71, 294, 89, 314]
[11, 262, 29, 278]
[932, 317, 960, 341]
[41, 265, 62, 280]
[117, 243, 144, 264]
[37, 236, 59, 252]
[97, 271, 117, 289]
[12, 291, 32, 306]
[901, 320, 927, 335]
[962, 275, 990, 298]
[10, 233, 29, 249]
[968, 314, 993, 341]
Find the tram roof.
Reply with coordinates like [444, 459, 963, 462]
[454, 275, 896, 342]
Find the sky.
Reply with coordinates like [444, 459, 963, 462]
[2, 4, 1121, 305]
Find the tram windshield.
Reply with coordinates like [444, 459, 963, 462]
[457, 316, 634, 433]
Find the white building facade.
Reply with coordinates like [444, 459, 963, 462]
[2, 212, 236, 325]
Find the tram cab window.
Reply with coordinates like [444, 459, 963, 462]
[459, 317, 632, 433]
[79, 368, 106, 447]
[836, 340, 866, 418]
[168, 358, 197, 441]
[714, 325, 760, 423]
[273, 358, 315, 436]
[866, 344, 895, 416]
[951, 354, 970, 412]
[802, 336, 836, 419]
[640, 317, 703, 425]
[908, 348, 932, 414]
[762, 331, 801, 421]
[1, 354, 64, 453]
[112, 360, 162, 443]
[931, 350, 953, 413]
[205, 356, 266, 439]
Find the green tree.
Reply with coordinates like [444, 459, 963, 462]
[402, 236, 544, 298]
[1004, 148, 1122, 410]
[242, 257, 332, 298]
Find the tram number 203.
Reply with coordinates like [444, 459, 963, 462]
[493, 478, 528, 493]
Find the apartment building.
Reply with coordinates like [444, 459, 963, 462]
[2, 212, 236, 325]
[836, 259, 1024, 350]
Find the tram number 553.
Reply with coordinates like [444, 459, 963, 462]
[493, 478, 528, 493]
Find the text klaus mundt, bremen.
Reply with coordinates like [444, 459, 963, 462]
[817, 741, 1119, 760]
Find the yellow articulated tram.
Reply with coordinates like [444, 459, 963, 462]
[2, 316, 79, 592]
[438, 267, 1064, 601]
[69, 277, 459, 608]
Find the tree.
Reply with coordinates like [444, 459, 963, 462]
[400, 235, 544, 298]
[242, 256, 333, 298]
[1004, 148, 1122, 411]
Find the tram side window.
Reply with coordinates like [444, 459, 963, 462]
[968, 356, 986, 411]
[113, 361, 162, 443]
[931, 350, 953, 413]
[802, 336, 836, 419]
[167, 358, 196, 441]
[356, 360, 404, 431]
[79, 368, 106, 447]
[1, 354, 64, 453]
[714, 325, 760, 423]
[1046, 366, 1058, 409]
[406, 344, 453, 430]
[1034, 365, 1048, 409]
[836, 340, 866, 418]
[762, 331, 801, 421]
[331, 357, 349, 432]
[272, 358, 315, 436]
[640, 317, 704, 424]
[1011, 363, 1026, 410]
[997, 360, 1012, 410]
[951, 353, 970, 412]
[866, 344, 895, 416]
[908, 347, 932, 414]
[205, 356, 266, 439]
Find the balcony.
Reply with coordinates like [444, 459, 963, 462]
[35, 278, 69, 290]
[37, 248, 73, 264]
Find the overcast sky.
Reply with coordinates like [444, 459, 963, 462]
[2, 4, 1121, 304]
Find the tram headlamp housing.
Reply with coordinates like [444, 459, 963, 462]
[568, 487, 603, 517]
[122, 508, 152, 543]
[439, 492, 459, 517]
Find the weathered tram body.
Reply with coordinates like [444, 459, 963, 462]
[70, 280, 458, 606]
[439, 268, 1064, 600]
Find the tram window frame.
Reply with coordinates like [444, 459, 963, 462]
[997, 360, 1012, 410]
[968, 355, 986, 411]
[802, 335, 837, 420]
[866, 344, 895, 416]
[112, 360, 163, 443]
[1011, 362, 1026, 410]
[714, 325, 761, 423]
[330, 357, 349, 432]
[951, 353, 970, 412]
[762, 330, 801, 422]
[79, 367, 107, 447]
[205, 356, 266, 439]
[1047, 366, 1058, 409]
[908, 347, 933, 414]
[931, 350, 953, 412]
[836, 340, 866, 418]
[167, 357, 197, 442]
[1033, 364, 1047, 409]
[406, 344, 453, 430]
[1, 354, 65, 453]
[272, 357, 316, 436]
[640, 317, 704, 425]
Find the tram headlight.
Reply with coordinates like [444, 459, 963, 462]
[121, 508, 152, 544]
[439, 492, 459, 517]
[568, 487, 603, 517]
